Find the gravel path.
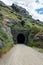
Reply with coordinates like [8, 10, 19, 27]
[0, 44, 43, 65]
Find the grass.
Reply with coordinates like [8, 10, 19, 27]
[0, 6, 20, 21]
[11, 24, 29, 30]
[25, 19, 43, 48]
[0, 23, 14, 57]
[0, 5, 43, 56]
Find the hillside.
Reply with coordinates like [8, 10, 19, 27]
[0, 1, 6, 6]
[0, 1, 43, 56]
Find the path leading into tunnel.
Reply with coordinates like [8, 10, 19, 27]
[0, 44, 43, 65]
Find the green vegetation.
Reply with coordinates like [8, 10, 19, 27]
[0, 5, 43, 56]
[20, 20, 25, 26]
[10, 11, 43, 48]
[11, 19, 43, 48]
[0, 12, 3, 20]
[11, 25, 29, 30]
[0, 23, 13, 57]
[0, 6, 20, 21]
[24, 19, 43, 48]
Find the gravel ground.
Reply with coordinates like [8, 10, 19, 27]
[0, 44, 43, 65]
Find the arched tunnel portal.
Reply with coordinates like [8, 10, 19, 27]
[17, 33, 25, 44]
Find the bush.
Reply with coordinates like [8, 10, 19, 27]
[20, 20, 25, 26]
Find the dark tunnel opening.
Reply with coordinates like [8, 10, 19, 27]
[17, 33, 25, 44]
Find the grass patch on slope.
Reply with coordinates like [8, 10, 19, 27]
[25, 19, 43, 47]
[0, 6, 20, 21]
[0, 23, 13, 57]
[11, 25, 29, 30]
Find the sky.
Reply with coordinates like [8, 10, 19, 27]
[1, 0, 43, 22]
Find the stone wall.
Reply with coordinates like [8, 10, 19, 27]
[11, 30, 29, 44]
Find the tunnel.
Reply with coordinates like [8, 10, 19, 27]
[17, 33, 25, 44]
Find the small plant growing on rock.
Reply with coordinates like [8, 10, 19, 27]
[20, 20, 25, 26]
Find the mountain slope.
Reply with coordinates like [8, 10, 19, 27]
[0, 1, 6, 6]
[11, 3, 43, 26]
[11, 3, 29, 18]
[0, 1, 43, 57]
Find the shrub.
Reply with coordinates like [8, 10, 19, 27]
[20, 20, 25, 26]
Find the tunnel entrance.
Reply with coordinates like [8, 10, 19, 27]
[17, 33, 25, 44]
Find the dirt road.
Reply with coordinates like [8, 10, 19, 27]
[0, 44, 43, 65]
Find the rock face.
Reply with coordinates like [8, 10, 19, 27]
[0, 38, 3, 49]
[11, 4, 29, 18]
[36, 21, 43, 26]
[34, 32, 43, 41]
[2, 25, 13, 39]
[7, 20, 21, 27]
[39, 35, 43, 40]
[0, 1, 6, 6]
[33, 36, 40, 41]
